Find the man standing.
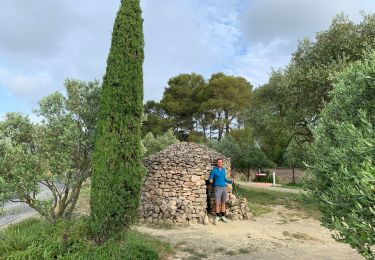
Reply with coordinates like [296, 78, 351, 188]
[209, 158, 234, 225]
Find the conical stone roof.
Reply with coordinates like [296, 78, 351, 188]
[144, 142, 229, 167]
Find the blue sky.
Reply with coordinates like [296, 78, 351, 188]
[0, 0, 374, 119]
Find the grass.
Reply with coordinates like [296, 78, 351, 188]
[238, 248, 251, 254]
[225, 250, 237, 256]
[73, 183, 91, 215]
[0, 183, 175, 259]
[235, 184, 321, 219]
[0, 217, 173, 260]
[182, 247, 208, 260]
[280, 182, 305, 190]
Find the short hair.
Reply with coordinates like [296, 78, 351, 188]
[216, 158, 223, 162]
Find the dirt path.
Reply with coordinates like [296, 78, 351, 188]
[136, 205, 362, 260]
[0, 202, 38, 230]
[0, 184, 59, 230]
[235, 181, 304, 194]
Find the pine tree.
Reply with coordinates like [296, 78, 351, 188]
[90, 0, 145, 240]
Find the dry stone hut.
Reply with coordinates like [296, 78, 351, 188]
[139, 142, 251, 224]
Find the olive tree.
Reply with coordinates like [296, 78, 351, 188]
[0, 80, 100, 223]
[308, 51, 375, 258]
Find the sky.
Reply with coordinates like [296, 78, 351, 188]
[0, 0, 374, 119]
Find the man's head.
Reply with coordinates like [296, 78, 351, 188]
[217, 158, 223, 168]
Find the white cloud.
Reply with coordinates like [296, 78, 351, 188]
[231, 0, 375, 87]
[240, 0, 374, 44]
[0, 0, 80, 58]
[0, 0, 374, 113]
[0, 68, 54, 103]
[142, 0, 244, 100]
[225, 39, 291, 87]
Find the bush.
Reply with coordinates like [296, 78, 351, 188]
[142, 129, 179, 156]
[0, 218, 172, 260]
[187, 131, 206, 143]
[308, 51, 375, 258]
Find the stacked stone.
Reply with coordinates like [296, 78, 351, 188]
[139, 142, 252, 224]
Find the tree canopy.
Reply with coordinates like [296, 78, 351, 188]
[157, 72, 252, 141]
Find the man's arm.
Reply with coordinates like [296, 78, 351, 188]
[209, 169, 214, 184]
[224, 169, 234, 184]
[225, 177, 233, 184]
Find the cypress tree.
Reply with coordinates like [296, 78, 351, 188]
[90, 0, 145, 239]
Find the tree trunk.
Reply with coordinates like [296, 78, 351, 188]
[64, 181, 83, 219]
[225, 110, 230, 133]
[202, 123, 207, 139]
[218, 128, 223, 141]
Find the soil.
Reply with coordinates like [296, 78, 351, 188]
[136, 205, 363, 260]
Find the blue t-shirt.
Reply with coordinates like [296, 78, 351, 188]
[209, 167, 232, 187]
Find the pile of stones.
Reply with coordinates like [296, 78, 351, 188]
[139, 142, 252, 224]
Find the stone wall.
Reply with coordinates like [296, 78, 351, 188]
[235, 167, 306, 183]
[139, 142, 251, 224]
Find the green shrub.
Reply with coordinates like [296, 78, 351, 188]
[0, 218, 172, 260]
[0, 219, 49, 255]
[187, 131, 206, 143]
[308, 51, 375, 258]
[142, 129, 179, 156]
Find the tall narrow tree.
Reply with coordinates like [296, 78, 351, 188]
[90, 0, 145, 240]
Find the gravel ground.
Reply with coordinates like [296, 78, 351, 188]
[137, 205, 362, 260]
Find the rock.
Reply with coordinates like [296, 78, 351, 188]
[160, 204, 168, 213]
[203, 215, 210, 225]
[168, 206, 177, 213]
[227, 199, 235, 207]
[191, 175, 200, 182]
[227, 212, 239, 220]
[165, 219, 173, 225]
[226, 212, 235, 219]
[163, 211, 170, 218]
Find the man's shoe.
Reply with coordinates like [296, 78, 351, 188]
[214, 216, 220, 225]
[221, 216, 228, 223]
